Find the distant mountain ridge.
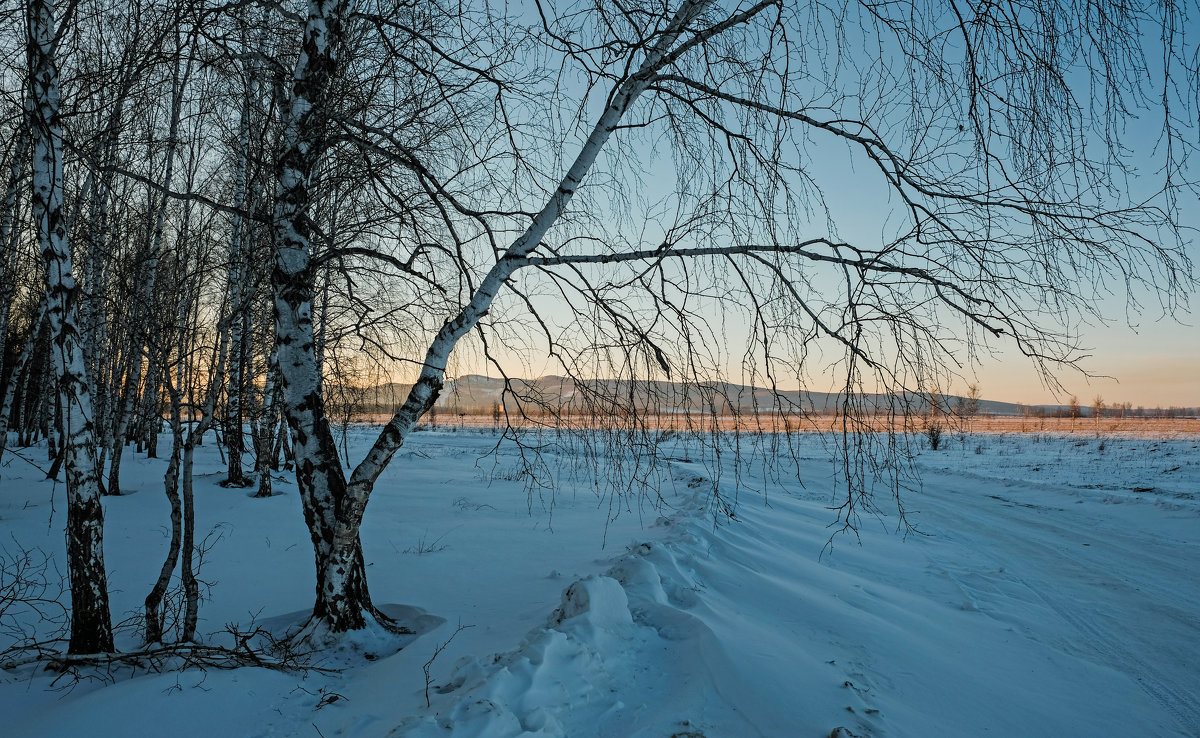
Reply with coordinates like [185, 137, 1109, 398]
[354, 375, 1039, 416]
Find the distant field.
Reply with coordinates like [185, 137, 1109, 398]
[349, 411, 1200, 437]
[946, 416, 1200, 437]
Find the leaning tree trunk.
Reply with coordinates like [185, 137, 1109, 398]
[27, 0, 114, 654]
[144, 381, 183, 644]
[272, 0, 718, 635]
[314, 0, 716, 628]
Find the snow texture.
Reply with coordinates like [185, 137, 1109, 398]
[1, 428, 1198, 737]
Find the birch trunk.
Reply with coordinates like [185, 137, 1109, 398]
[180, 426, 199, 641]
[225, 18, 274, 487]
[225, 172, 253, 487]
[223, 312, 250, 486]
[272, 0, 382, 633]
[252, 347, 279, 497]
[81, 119, 122, 487]
[16, 345, 42, 446]
[144, 381, 183, 644]
[223, 63, 254, 487]
[273, 414, 292, 470]
[105, 357, 138, 495]
[0, 301, 46, 478]
[141, 364, 161, 457]
[27, 0, 114, 654]
[0, 134, 32, 470]
[108, 47, 188, 496]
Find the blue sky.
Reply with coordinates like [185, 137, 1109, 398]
[446, 2, 1200, 408]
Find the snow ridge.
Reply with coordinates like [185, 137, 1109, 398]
[394, 507, 745, 738]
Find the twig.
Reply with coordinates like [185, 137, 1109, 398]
[423, 622, 474, 707]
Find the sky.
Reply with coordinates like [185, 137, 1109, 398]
[972, 316, 1199, 408]
[446, 144, 1200, 409]
[726, 124, 1200, 408]
[764, 11, 1200, 409]
[669, 5, 1197, 409]
[398, 2, 1200, 410]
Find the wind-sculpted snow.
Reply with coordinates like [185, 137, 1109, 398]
[393, 514, 756, 738]
[1, 429, 1197, 737]
[395, 434, 1200, 738]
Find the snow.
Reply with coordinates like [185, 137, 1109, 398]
[1, 428, 1198, 737]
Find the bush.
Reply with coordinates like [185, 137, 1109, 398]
[925, 422, 944, 451]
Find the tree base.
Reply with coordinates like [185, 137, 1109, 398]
[285, 607, 416, 663]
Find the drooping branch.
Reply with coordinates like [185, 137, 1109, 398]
[340, 1, 699, 484]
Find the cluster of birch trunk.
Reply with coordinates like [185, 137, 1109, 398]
[1, 0, 324, 653]
[3, 0, 753, 654]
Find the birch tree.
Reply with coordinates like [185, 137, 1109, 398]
[220, 49, 255, 489]
[0, 301, 45, 479]
[10, 0, 1184, 647]
[263, 0, 1196, 640]
[26, 0, 113, 654]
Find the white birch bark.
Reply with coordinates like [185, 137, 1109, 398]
[271, 0, 388, 632]
[27, 0, 114, 654]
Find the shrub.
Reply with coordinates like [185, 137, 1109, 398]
[925, 422, 944, 450]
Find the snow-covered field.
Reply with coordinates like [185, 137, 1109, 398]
[1, 428, 1198, 737]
